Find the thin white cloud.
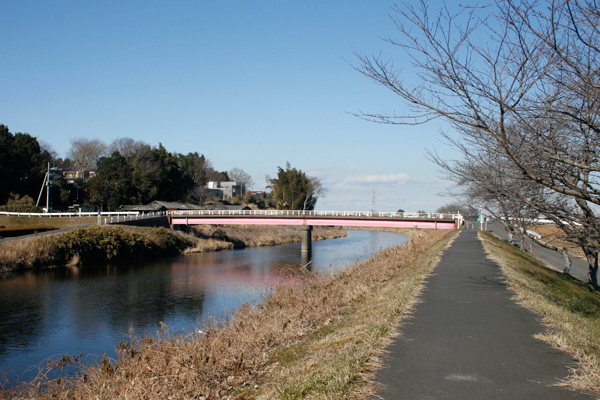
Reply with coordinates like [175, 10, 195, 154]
[345, 173, 410, 184]
[309, 165, 456, 212]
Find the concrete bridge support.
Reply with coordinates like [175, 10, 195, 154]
[301, 225, 312, 259]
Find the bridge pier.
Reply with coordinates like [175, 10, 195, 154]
[301, 225, 312, 261]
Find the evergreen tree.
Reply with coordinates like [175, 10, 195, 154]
[0, 125, 51, 205]
[86, 152, 134, 210]
[267, 163, 319, 210]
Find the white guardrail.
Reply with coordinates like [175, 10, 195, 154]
[168, 209, 462, 221]
[0, 211, 166, 225]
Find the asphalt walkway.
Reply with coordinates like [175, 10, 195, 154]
[374, 227, 596, 399]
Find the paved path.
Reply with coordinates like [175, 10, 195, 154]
[374, 227, 596, 399]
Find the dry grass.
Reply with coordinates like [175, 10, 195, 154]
[0, 226, 196, 272]
[528, 224, 586, 259]
[1, 228, 455, 399]
[185, 238, 235, 253]
[247, 229, 456, 400]
[480, 231, 600, 394]
[0, 235, 60, 271]
[191, 225, 347, 250]
[0, 216, 97, 229]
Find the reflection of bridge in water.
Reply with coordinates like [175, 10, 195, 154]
[168, 210, 463, 260]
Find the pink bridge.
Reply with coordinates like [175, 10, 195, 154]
[167, 210, 462, 230]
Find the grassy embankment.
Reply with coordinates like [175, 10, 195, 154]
[0, 221, 347, 272]
[0, 215, 99, 229]
[480, 231, 600, 393]
[0, 225, 196, 272]
[1, 228, 456, 399]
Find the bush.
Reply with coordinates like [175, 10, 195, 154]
[148, 227, 196, 254]
[56, 226, 154, 265]
[0, 194, 39, 213]
[1, 226, 199, 272]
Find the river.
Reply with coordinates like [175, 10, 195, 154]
[0, 230, 408, 381]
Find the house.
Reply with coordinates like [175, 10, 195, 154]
[62, 168, 95, 184]
[68, 203, 98, 213]
[206, 181, 245, 199]
[207, 201, 251, 211]
[249, 191, 266, 199]
[119, 201, 203, 213]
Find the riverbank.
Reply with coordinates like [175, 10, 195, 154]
[0, 226, 194, 272]
[0, 224, 347, 273]
[187, 224, 347, 253]
[0, 228, 455, 399]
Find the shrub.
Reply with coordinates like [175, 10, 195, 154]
[148, 227, 196, 254]
[0, 194, 39, 213]
[56, 226, 153, 265]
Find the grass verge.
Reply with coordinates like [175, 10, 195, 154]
[0, 215, 98, 229]
[245, 229, 457, 400]
[479, 231, 600, 394]
[0, 228, 456, 399]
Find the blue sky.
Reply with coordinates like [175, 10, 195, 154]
[1, 0, 457, 212]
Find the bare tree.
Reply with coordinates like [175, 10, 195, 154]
[186, 186, 210, 206]
[67, 138, 107, 178]
[303, 176, 327, 212]
[355, 0, 600, 287]
[228, 167, 254, 189]
[354, 0, 599, 205]
[436, 202, 477, 217]
[432, 136, 551, 251]
[108, 138, 148, 158]
[431, 120, 600, 283]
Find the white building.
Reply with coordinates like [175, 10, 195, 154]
[206, 181, 245, 199]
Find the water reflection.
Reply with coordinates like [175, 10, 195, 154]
[0, 230, 407, 380]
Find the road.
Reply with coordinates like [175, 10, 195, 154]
[484, 221, 590, 283]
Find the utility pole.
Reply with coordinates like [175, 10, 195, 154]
[46, 162, 50, 212]
[36, 162, 51, 212]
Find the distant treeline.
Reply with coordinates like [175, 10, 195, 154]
[0, 124, 233, 211]
[1, 124, 324, 212]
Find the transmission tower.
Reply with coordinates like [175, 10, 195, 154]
[371, 190, 376, 212]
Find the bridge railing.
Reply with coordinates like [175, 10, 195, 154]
[100, 211, 166, 225]
[168, 209, 461, 221]
[0, 211, 140, 218]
